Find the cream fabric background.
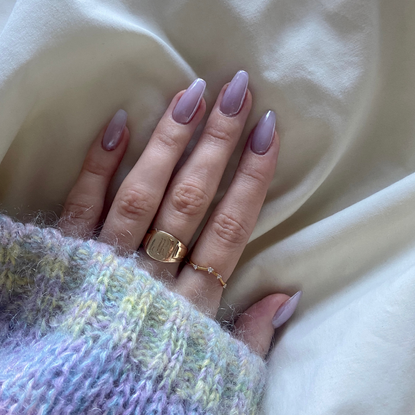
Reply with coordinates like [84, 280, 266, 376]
[1, 0, 415, 413]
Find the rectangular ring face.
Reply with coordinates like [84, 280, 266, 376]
[146, 231, 175, 261]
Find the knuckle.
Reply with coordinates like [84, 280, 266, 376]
[116, 187, 157, 221]
[171, 181, 210, 217]
[155, 130, 181, 152]
[82, 154, 108, 179]
[238, 163, 269, 186]
[203, 124, 234, 145]
[62, 199, 99, 223]
[211, 212, 249, 248]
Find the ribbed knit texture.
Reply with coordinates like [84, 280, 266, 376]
[0, 214, 266, 414]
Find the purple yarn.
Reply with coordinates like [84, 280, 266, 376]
[0, 214, 266, 414]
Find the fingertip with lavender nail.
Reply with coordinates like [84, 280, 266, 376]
[272, 290, 303, 329]
[220, 70, 249, 117]
[251, 110, 276, 155]
[172, 78, 206, 124]
[102, 109, 128, 151]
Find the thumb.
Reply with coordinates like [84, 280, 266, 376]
[234, 291, 303, 358]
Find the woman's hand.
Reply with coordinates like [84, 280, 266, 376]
[58, 71, 302, 358]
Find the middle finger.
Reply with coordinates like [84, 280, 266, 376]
[177, 110, 279, 316]
[149, 71, 251, 272]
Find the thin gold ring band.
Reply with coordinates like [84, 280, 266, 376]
[186, 258, 227, 289]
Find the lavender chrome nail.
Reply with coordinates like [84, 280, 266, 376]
[272, 290, 302, 329]
[250, 110, 276, 155]
[172, 78, 206, 124]
[220, 70, 249, 116]
[102, 109, 128, 151]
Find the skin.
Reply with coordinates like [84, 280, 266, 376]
[59, 82, 291, 358]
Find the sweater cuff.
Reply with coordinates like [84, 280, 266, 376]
[0, 214, 266, 414]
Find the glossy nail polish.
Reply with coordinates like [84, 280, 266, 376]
[172, 78, 206, 124]
[102, 109, 128, 151]
[220, 70, 249, 116]
[250, 110, 276, 155]
[272, 291, 302, 329]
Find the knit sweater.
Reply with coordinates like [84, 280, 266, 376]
[0, 214, 266, 415]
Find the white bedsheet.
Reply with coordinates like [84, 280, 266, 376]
[1, 0, 415, 413]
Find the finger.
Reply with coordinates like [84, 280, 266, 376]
[98, 79, 207, 252]
[150, 71, 251, 277]
[234, 291, 302, 358]
[176, 110, 279, 316]
[59, 109, 129, 238]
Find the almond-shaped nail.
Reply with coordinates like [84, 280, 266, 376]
[172, 78, 206, 124]
[220, 70, 249, 116]
[251, 110, 276, 155]
[272, 291, 302, 329]
[102, 109, 128, 151]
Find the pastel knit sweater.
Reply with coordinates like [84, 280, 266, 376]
[0, 214, 266, 414]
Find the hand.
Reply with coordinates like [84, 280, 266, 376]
[58, 71, 302, 358]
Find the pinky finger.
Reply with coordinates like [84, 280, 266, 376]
[234, 291, 302, 358]
[59, 109, 129, 238]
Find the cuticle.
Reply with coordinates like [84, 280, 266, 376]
[219, 87, 248, 118]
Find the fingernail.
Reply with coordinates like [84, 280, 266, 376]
[172, 78, 206, 124]
[102, 109, 128, 151]
[220, 70, 249, 116]
[272, 290, 302, 329]
[250, 110, 276, 155]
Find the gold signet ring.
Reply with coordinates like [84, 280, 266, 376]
[143, 229, 188, 263]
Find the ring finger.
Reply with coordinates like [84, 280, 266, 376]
[176, 110, 279, 316]
[97, 79, 207, 252]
